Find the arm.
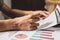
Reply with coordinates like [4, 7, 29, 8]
[1, 4, 32, 16]
[0, 20, 17, 32]
[0, 15, 32, 32]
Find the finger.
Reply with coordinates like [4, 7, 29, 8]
[30, 23, 39, 27]
[31, 15, 40, 22]
[31, 14, 40, 19]
[32, 13, 47, 20]
[20, 15, 32, 20]
[18, 18, 38, 25]
[41, 17, 46, 19]
[15, 15, 32, 21]
[39, 17, 44, 20]
[39, 13, 48, 18]
[30, 23, 39, 30]
[31, 26, 37, 30]
[35, 11, 48, 17]
[43, 11, 50, 15]
[27, 19, 33, 23]
[27, 19, 39, 23]
[39, 14, 47, 18]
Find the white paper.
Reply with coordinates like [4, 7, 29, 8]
[37, 5, 60, 29]
[9, 31, 36, 40]
[0, 32, 9, 40]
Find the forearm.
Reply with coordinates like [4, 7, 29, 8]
[0, 14, 32, 32]
[0, 4, 19, 18]
[0, 20, 17, 32]
[1, 4, 32, 16]
[0, 20, 9, 31]
[12, 9, 32, 15]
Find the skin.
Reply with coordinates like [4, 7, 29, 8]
[0, 3, 50, 31]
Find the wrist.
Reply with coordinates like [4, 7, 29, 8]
[4, 19, 18, 30]
[0, 20, 10, 31]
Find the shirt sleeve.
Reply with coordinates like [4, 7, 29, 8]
[0, 0, 3, 10]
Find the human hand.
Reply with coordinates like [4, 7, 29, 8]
[31, 11, 50, 20]
[12, 9, 50, 20]
[5, 15, 39, 31]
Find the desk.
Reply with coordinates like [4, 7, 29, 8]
[0, 27, 60, 40]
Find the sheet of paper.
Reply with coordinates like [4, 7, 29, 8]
[10, 30, 60, 40]
[0, 32, 9, 40]
[37, 5, 60, 29]
[9, 31, 36, 40]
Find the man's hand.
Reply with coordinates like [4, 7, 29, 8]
[31, 11, 50, 20]
[12, 9, 50, 20]
[6, 10, 49, 31]
[4, 15, 39, 31]
[0, 10, 49, 31]
[12, 9, 32, 16]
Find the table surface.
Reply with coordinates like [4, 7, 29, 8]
[0, 27, 60, 40]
